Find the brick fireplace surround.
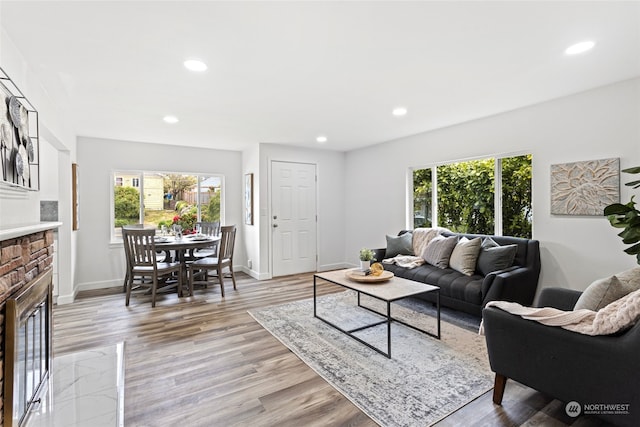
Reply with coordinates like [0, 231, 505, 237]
[0, 224, 60, 427]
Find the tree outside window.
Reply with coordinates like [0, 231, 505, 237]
[502, 156, 532, 238]
[413, 154, 532, 238]
[413, 168, 432, 228]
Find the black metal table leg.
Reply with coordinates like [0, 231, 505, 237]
[387, 300, 392, 358]
[313, 275, 317, 317]
[437, 290, 441, 339]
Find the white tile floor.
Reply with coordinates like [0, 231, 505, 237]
[26, 343, 125, 427]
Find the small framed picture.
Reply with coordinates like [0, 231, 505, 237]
[72, 163, 79, 230]
[245, 173, 253, 225]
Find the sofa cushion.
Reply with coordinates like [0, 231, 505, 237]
[449, 237, 482, 276]
[385, 232, 414, 258]
[477, 237, 517, 275]
[421, 235, 458, 268]
[386, 262, 484, 305]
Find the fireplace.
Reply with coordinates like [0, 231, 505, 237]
[3, 270, 52, 427]
[0, 224, 59, 427]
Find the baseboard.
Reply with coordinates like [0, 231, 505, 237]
[239, 266, 270, 280]
[56, 292, 77, 305]
[318, 262, 351, 272]
[77, 278, 122, 292]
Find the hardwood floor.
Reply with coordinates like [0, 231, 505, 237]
[53, 272, 609, 427]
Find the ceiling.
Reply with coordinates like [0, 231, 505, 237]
[2, 1, 639, 152]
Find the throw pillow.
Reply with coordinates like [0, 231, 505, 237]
[385, 232, 414, 258]
[574, 275, 629, 311]
[421, 235, 458, 269]
[476, 237, 518, 275]
[411, 228, 444, 256]
[449, 237, 482, 276]
[615, 267, 640, 291]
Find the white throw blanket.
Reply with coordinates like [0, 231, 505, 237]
[382, 255, 425, 269]
[480, 287, 640, 336]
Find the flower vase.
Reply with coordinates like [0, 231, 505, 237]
[360, 260, 370, 272]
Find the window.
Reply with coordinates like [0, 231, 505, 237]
[413, 154, 532, 238]
[112, 171, 224, 239]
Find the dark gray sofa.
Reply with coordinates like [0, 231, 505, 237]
[374, 230, 541, 317]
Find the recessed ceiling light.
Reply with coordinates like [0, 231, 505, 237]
[163, 115, 179, 124]
[183, 59, 207, 72]
[392, 107, 408, 117]
[564, 41, 595, 55]
[316, 135, 328, 143]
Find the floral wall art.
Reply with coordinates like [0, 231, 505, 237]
[550, 158, 619, 216]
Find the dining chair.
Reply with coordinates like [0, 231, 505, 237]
[188, 224, 237, 297]
[122, 224, 168, 293]
[189, 221, 221, 259]
[121, 224, 145, 293]
[122, 227, 182, 307]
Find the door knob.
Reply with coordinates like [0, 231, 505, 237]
[273, 223, 278, 228]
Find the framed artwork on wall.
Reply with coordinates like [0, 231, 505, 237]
[72, 163, 79, 230]
[0, 67, 40, 191]
[550, 157, 619, 216]
[245, 173, 253, 225]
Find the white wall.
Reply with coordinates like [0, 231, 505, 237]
[39, 139, 59, 200]
[75, 137, 244, 293]
[0, 25, 77, 304]
[344, 78, 640, 294]
[259, 144, 347, 278]
[39, 138, 59, 294]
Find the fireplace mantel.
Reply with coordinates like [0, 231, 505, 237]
[0, 222, 62, 242]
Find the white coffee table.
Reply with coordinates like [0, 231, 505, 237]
[313, 268, 440, 358]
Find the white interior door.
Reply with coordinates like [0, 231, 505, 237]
[271, 161, 317, 277]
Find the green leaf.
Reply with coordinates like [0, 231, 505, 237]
[625, 179, 640, 189]
[604, 203, 634, 215]
[624, 242, 640, 255]
[607, 217, 629, 228]
[622, 166, 640, 174]
[619, 226, 640, 244]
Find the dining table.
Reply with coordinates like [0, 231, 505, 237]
[154, 233, 221, 295]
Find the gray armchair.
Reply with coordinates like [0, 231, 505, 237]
[482, 287, 640, 426]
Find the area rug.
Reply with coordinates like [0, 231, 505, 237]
[248, 291, 493, 427]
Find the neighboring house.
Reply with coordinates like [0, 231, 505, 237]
[115, 173, 164, 210]
[184, 176, 221, 205]
[143, 174, 164, 210]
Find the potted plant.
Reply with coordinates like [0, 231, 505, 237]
[359, 248, 375, 271]
[604, 166, 640, 264]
